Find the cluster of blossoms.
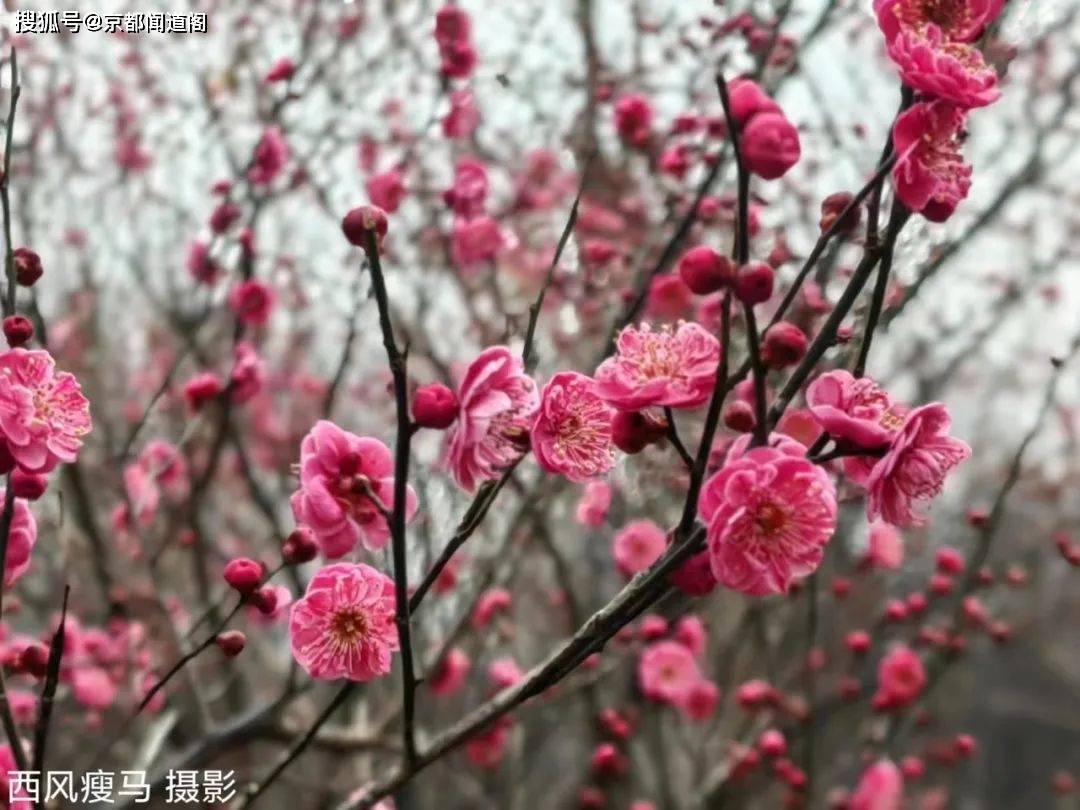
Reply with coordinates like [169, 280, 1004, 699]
[878, 0, 1005, 220]
[2, 614, 163, 725]
[0, 349, 91, 587]
[807, 370, 971, 528]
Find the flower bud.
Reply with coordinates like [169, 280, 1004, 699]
[727, 78, 780, 125]
[761, 322, 808, 368]
[215, 630, 247, 657]
[741, 112, 801, 180]
[11, 469, 47, 500]
[208, 202, 241, 234]
[845, 630, 871, 655]
[735, 261, 774, 305]
[819, 192, 862, 235]
[183, 372, 224, 412]
[282, 527, 319, 565]
[611, 410, 666, 454]
[723, 400, 756, 433]
[3, 315, 33, 347]
[252, 585, 279, 615]
[758, 729, 787, 757]
[13, 248, 43, 287]
[342, 205, 389, 248]
[412, 383, 459, 429]
[223, 557, 264, 595]
[16, 643, 49, 678]
[677, 246, 734, 295]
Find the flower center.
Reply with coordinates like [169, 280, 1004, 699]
[330, 607, 369, 648]
[754, 502, 788, 536]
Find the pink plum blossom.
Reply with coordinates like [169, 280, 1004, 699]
[887, 26, 999, 109]
[0, 349, 91, 474]
[290, 563, 398, 682]
[532, 371, 615, 482]
[851, 759, 904, 810]
[700, 446, 837, 595]
[595, 322, 720, 411]
[865, 403, 970, 527]
[806, 370, 907, 449]
[892, 102, 973, 222]
[575, 480, 612, 527]
[290, 420, 419, 557]
[227, 279, 277, 327]
[612, 520, 667, 577]
[248, 126, 291, 185]
[1, 489, 37, 587]
[638, 640, 701, 704]
[874, 644, 927, 709]
[445, 346, 539, 492]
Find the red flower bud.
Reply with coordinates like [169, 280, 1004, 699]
[761, 322, 808, 368]
[252, 585, 279, 615]
[3, 315, 33, 347]
[223, 557, 264, 595]
[342, 205, 389, 248]
[758, 729, 788, 757]
[11, 469, 47, 500]
[723, 400, 756, 433]
[735, 261, 774, 305]
[819, 192, 862, 235]
[282, 527, 319, 565]
[844, 630, 871, 655]
[208, 202, 241, 234]
[16, 642, 49, 678]
[183, 372, 224, 412]
[13, 248, 43, 287]
[215, 630, 247, 657]
[741, 112, 801, 180]
[677, 246, 734, 295]
[412, 383, 459, 429]
[611, 410, 666, 454]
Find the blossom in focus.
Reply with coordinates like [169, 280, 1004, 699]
[875, 0, 1003, 44]
[807, 370, 907, 449]
[700, 446, 837, 595]
[887, 26, 999, 109]
[531, 371, 615, 482]
[892, 102, 973, 222]
[865, 403, 971, 527]
[612, 519, 667, 577]
[595, 322, 720, 411]
[0, 348, 92, 474]
[290, 420, 419, 557]
[851, 758, 904, 810]
[446, 346, 539, 492]
[289, 563, 399, 682]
